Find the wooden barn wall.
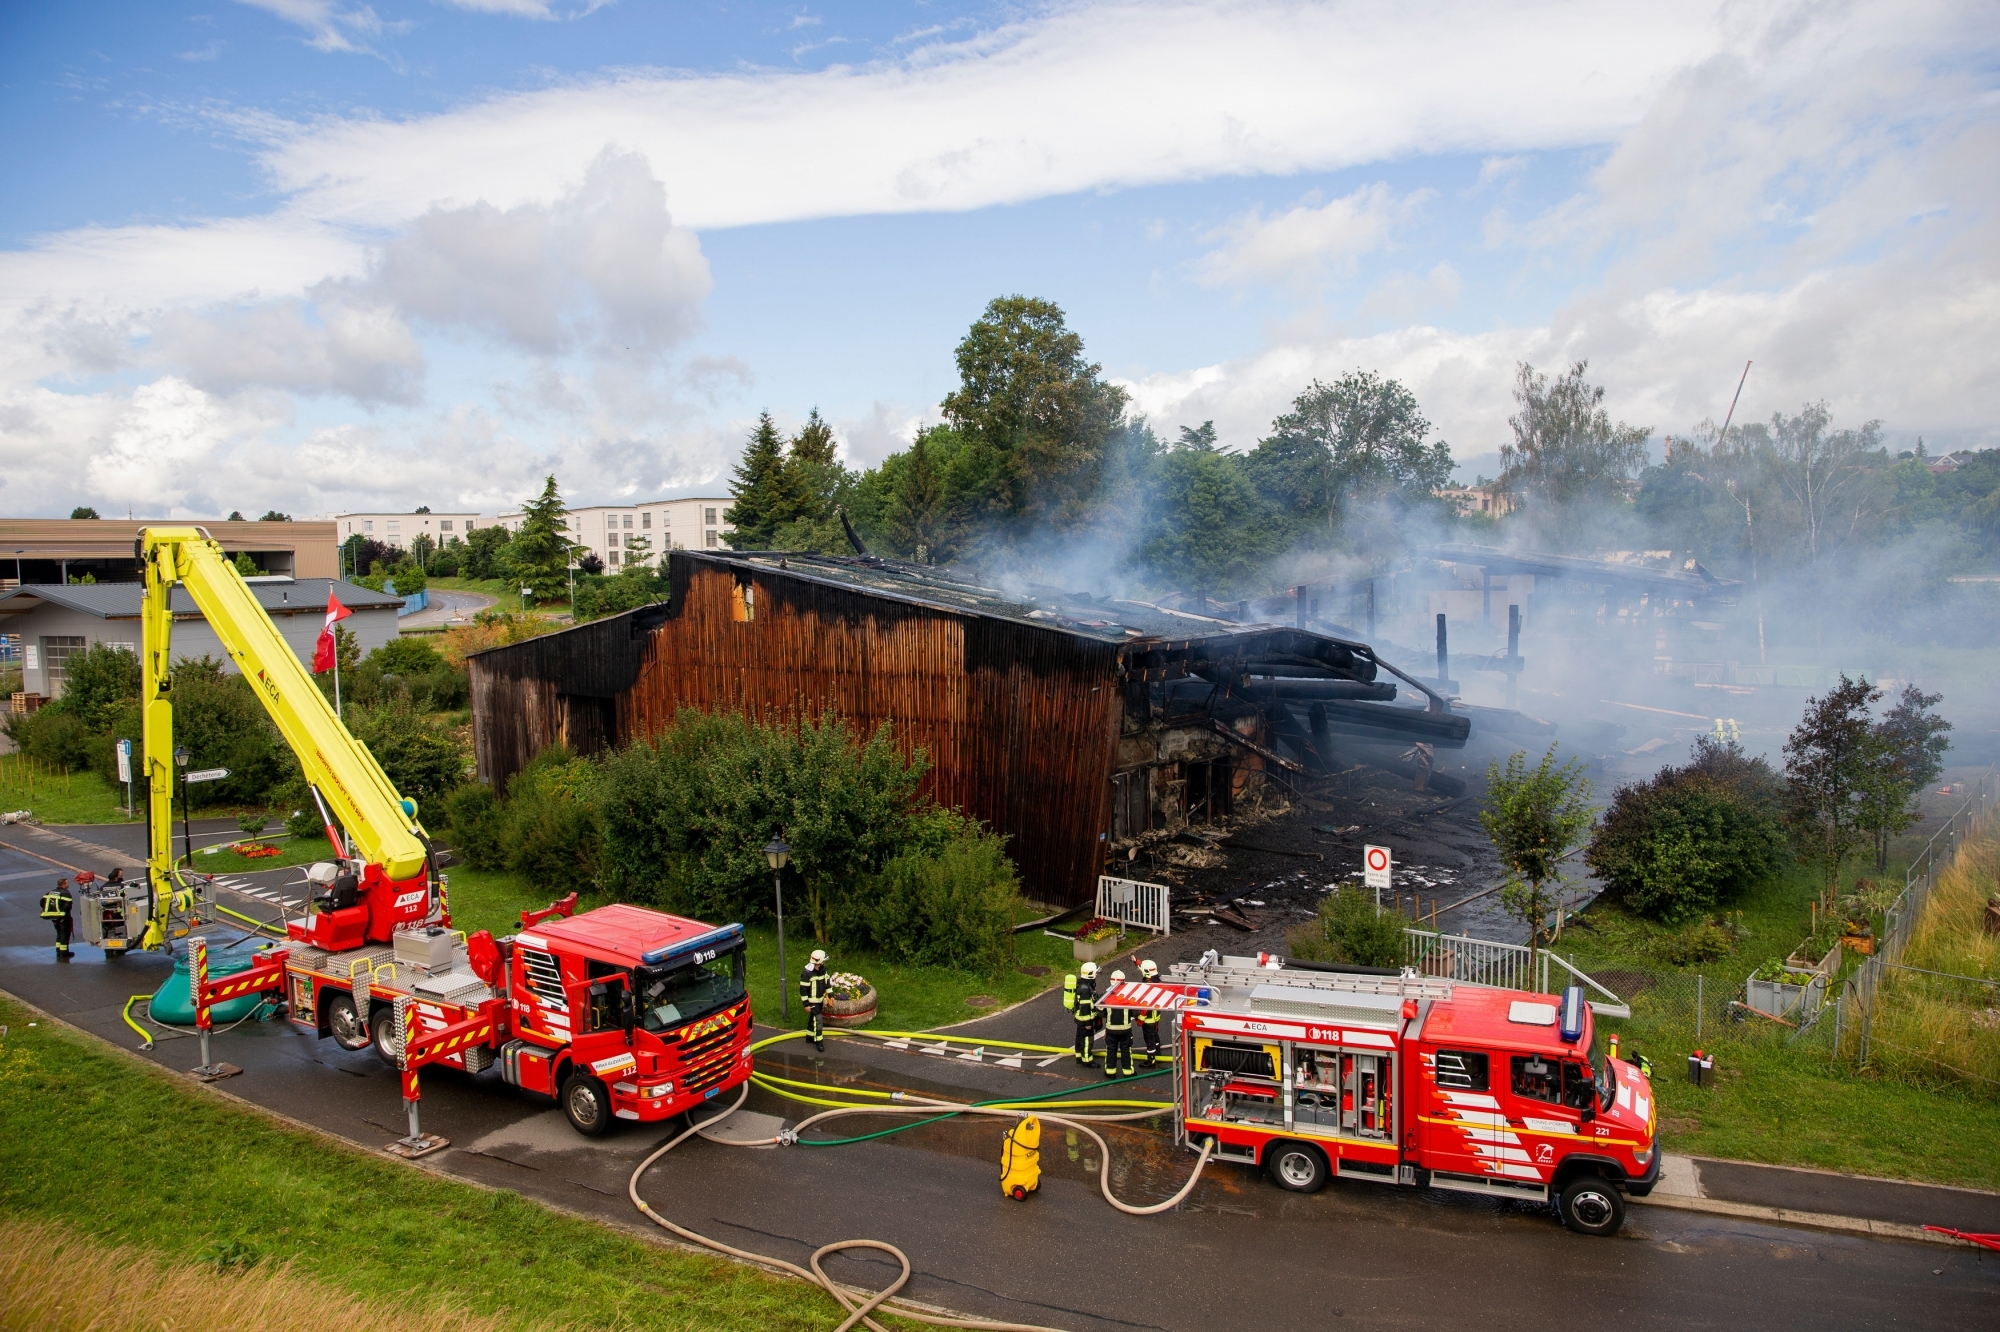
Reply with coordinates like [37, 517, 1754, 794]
[469, 605, 670, 788]
[607, 561, 1126, 906]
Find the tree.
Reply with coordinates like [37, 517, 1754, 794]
[341, 535, 391, 582]
[69, 506, 100, 520]
[1783, 675, 1880, 909]
[259, 510, 292, 522]
[1134, 448, 1280, 599]
[462, 525, 512, 580]
[790, 408, 839, 468]
[50, 642, 139, 730]
[1500, 360, 1650, 507]
[1244, 371, 1454, 545]
[1481, 746, 1595, 953]
[509, 475, 580, 604]
[1859, 684, 1952, 870]
[1175, 421, 1220, 453]
[1770, 402, 1883, 568]
[723, 413, 803, 549]
[228, 510, 246, 521]
[884, 428, 955, 563]
[939, 296, 1129, 531]
[232, 551, 259, 576]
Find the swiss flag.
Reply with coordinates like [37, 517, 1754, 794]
[312, 591, 353, 674]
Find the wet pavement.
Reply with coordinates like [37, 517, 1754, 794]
[4, 825, 1996, 1331]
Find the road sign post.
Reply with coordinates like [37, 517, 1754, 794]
[184, 768, 230, 784]
[1364, 844, 1392, 911]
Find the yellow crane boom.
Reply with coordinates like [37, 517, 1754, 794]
[138, 527, 432, 948]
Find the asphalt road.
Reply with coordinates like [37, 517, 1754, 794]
[3, 827, 1994, 1332]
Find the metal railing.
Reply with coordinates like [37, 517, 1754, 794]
[1403, 928, 1627, 1013]
[1831, 772, 1993, 1066]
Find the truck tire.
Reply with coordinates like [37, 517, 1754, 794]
[370, 1005, 400, 1066]
[1558, 1174, 1625, 1236]
[324, 992, 371, 1052]
[562, 1072, 613, 1137]
[1266, 1141, 1329, 1193]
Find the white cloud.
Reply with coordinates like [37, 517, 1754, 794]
[1475, 155, 1528, 189]
[1196, 184, 1429, 290]
[148, 285, 426, 403]
[235, 0, 387, 54]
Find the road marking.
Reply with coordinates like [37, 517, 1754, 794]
[954, 1045, 986, 1063]
[993, 1054, 1024, 1070]
[0, 869, 50, 883]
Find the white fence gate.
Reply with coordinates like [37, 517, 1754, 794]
[1096, 876, 1171, 936]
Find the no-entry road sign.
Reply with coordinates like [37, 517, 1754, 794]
[1363, 844, 1393, 890]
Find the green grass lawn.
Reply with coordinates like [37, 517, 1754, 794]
[0, 758, 140, 824]
[191, 834, 333, 874]
[1649, 1034, 2000, 1190]
[0, 991, 899, 1332]
[439, 865, 1075, 1034]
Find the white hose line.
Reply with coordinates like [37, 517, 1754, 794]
[628, 1085, 1216, 1331]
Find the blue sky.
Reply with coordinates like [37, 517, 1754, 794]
[2, 1, 1995, 519]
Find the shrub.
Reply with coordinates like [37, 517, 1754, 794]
[1286, 886, 1404, 968]
[286, 805, 323, 842]
[846, 810, 1019, 975]
[573, 568, 667, 624]
[436, 611, 563, 670]
[14, 707, 97, 773]
[1662, 919, 1737, 965]
[1587, 740, 1787, 924]
[51, 643, 140, 730]
[442, 783, 505, 870]
[439, 749, 598, 880]
[350, 699, 469, 807]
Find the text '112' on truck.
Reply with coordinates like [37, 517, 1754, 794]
[121, 525, 755, 1149]
[1099, 956, 1659, 1235]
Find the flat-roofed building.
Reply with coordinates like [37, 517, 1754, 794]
[0, 518, 337, 588]
[332, 511, 484, 549]
[492, 498, 732, 571]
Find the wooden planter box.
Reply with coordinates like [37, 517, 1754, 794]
[1785, 941, 1841, 979]
[825, 985, 877, 1028]
[1073, 933, 1122, 963]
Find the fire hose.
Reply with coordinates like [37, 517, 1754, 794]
[628, 1030, 1216, 1332]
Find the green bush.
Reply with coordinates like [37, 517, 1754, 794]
[848, 811, 1018, 974]
[344, 636, 468, 712]
[572, 567, 668, 623]
[349, 699, 468, 806]
[13, 707, 98, 772]
[51, 643, 140, 730]
[1586, 740, 1788, 924]
[286, 805, 323, 842]
[441, 749, 598, 880]
[1286, 886, 1405, 967]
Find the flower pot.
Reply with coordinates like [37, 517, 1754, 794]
[1073, 933, 1121, 963]
[824, 985, 877, 1027]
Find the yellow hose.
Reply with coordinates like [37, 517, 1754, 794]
[121, 996, 155, 1050]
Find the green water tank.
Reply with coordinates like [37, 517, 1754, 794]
[149, 951, 280, 1026]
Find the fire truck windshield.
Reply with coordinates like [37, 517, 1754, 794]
[633, 949, 746, 1032]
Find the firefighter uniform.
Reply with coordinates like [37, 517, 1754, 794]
[1137, 1002, 1163, 1067]
[40, 878, 74, 961]
[1103, 1001, 1135, 1079]
[800, 956, 830, 1051]
[1068, 974, 1098, 1065]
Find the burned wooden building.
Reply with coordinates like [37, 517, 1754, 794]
[468, 551, 1470, 907]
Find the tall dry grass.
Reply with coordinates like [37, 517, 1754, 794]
[0, 1217, 515, 1332]
[1866, 817, 2000, 1094]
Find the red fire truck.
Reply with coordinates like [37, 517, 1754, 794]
[1100, 955, 1659, 1235]
[200, 893, 756, 1144]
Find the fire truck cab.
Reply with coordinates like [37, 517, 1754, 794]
[1104, 955, 1659, 1235]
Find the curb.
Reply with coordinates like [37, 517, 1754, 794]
[1631, 1190, 1960, 1245]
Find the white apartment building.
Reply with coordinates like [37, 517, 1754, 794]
[493, 498, 732, 571]
[334, 512, 484, 547]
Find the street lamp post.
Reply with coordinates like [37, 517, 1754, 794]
[764, 838, 791, 1020]
[173, 745, 192, 869]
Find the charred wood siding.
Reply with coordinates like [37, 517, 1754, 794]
[470, 559, 1124, 905]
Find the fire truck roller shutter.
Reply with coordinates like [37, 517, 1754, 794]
[1195, 1039, 1280, 1079]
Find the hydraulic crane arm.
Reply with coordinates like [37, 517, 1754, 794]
[139, 527, 433, 948]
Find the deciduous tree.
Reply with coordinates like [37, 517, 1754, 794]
[1481, 746, 1596, 954]
[1500, 360, 1650, 507]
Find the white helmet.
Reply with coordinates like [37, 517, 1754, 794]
[1079, 962, 1098, 979]
[810, 949, 827, 964]
[1138, 959, 1158, 980]
[1109, 970, 1126, 982]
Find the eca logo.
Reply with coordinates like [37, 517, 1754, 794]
[393, 890, 427, 909]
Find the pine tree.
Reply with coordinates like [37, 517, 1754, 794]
[886, 429, 953, 563]
[511, 475, 579, 604]
[724, 413, 799, 549]
[789, 408, 839, 467]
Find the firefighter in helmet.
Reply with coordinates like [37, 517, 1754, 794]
[1102, 970, 1135, 1079]
[800, 949, 831, 1052]
[40, 877, 75, 962]
[1135, 958, 1165, 1067]
[1065, 962, 1099, 1066]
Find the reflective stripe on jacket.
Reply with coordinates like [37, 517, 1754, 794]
[801, 967, 830, 1004]
[40, 890, 72, 920]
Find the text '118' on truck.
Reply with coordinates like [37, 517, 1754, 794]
[1099, 959, 1659, 1235]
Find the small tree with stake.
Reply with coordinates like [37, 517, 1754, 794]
[1481, 746, 1595, 962]
[1858, 683, 1952, 872]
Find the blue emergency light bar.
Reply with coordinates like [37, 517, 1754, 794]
[641, 922, 745, 967]
[1559, 985, 1586, 1043]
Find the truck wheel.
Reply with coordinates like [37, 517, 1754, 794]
[562, 1072, 613, 1137]
[324, 993, 370, 1052]
[1559, 1175, 1625, 1236]
[1266, 1142, 1329, 1193]
[370, 1005, 400, 1066]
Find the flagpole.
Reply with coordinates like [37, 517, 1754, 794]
[334, 646, 342, 722]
